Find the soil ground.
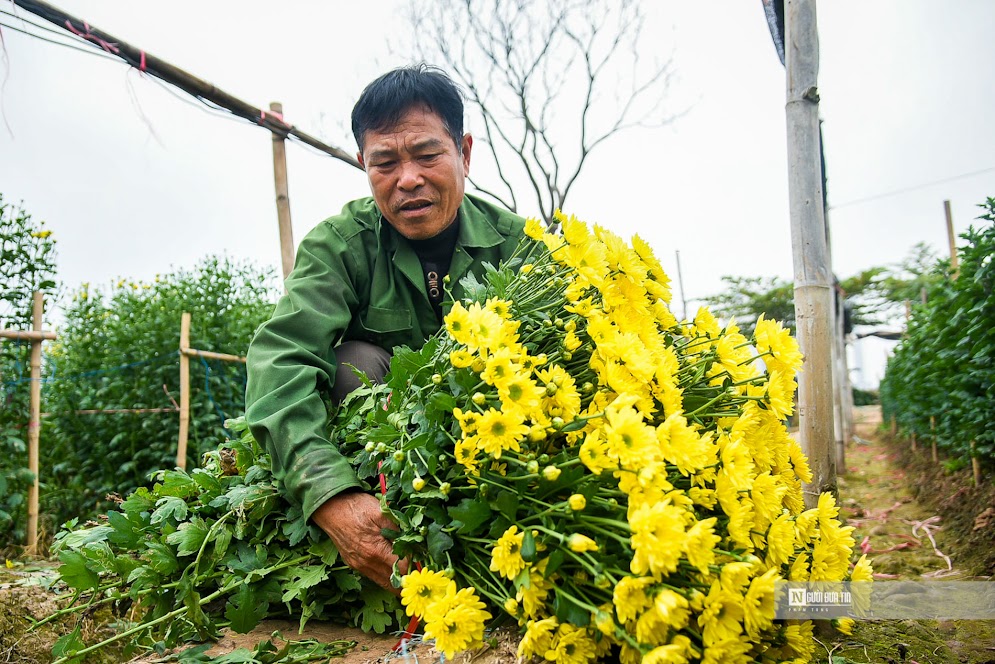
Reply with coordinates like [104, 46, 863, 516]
[813, 406, 995, 664]
[2, 405, 994, 663]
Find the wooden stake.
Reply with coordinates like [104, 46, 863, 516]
[930, 416, 937, 463]
[271, 102, 296, 282]
[910, 432, 917, 453]
[944, 200, 959, 278]
[971, 441, 981, 486]
[177, 312, 191, 471]
[890, 415, 897, 437]
[786, 0, 836, 506]
[26, 291, 43, 554]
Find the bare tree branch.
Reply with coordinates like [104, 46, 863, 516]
[406, 0, 678, 225]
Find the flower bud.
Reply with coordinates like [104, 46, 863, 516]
[472, 392, 487, 406]
[568, 494, 586, 511]
[551, 417, 566, 431]
[439, 482, 451, 496]
[567, 533, 599, 553]
[393, 450, 405, 462]
[504, 597, 519, 614]
[542, 466, 561, 481]
[364, 442, 376, 453]
[431, 373, 443, 385]
[526, 460, 540, 474]
[521, 264, 534, 275]
[412, 477, 426, 491]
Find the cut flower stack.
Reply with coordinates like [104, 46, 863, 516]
[332, 213, 872, 664]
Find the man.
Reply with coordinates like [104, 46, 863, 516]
[245, 65, 525, 591]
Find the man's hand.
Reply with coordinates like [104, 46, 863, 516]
[311, 491, 407, 592]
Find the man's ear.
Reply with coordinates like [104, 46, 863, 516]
[461, 134, 473, 174]
[356, 152, 366, 171]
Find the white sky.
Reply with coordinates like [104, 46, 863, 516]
[2, 0, 993, 388]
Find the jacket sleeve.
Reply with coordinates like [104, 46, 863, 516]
[245, 220, 365, 521]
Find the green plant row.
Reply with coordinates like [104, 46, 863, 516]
[46, 418, 403, 663]
[880, 197, 995, 465]
[40, 257, 278, 532]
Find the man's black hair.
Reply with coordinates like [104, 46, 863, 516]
[351, 64, 465, 153]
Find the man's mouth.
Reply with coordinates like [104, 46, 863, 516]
[398, 200, 433, 213]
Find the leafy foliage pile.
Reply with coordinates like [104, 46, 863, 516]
[48, 419, 402, 663]
[0, 194, 57, 547]
[43, 258, 277, 528]
[880, 198, 995, 464]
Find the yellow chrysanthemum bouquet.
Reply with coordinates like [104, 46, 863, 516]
[332, 213, 869, 663]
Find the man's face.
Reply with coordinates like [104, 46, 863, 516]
[358, 106, 472, 241]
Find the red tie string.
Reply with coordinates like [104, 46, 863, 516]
[64, 20, 119, 55]
[377, 459, 423, 651]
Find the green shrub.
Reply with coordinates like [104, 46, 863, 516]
[0, 195, 57, 549]
[42, 257, 277, 528]
[852, 387, 879, 406]
[881, 197, 995, 465]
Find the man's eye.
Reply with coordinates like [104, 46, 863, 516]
[419, 154, 441, 162]
[373, 161, 396, 169]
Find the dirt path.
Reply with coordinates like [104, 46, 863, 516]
[819, 406, 995, 664]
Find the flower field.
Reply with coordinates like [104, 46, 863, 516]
[32, 212, 875, 664]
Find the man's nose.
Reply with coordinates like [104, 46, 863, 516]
[396, 161, 424, 191]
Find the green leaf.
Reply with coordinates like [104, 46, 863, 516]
[553, 590, 590, 627]
[51, 625, 85, 661]
[448, 498, 492, 534]
[151, 496, 189, 525]
[355, 585, 400, 634]
[166, 518, 210, 557]
[426, 522, 454, 561]
[57, 525, 113, 551]
[280, 565, 329, 604]
[225, 583, 267, 634]
[58, 550, 100, 592]
[492, 490, 520, 522]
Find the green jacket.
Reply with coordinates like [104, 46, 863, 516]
[245, 194, 525, 520]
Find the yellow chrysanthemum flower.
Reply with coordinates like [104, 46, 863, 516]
[474, 408, 529, 459]
[754, 313, 804, 374]
[517, 560, 553, 618]
[524, 217, 545, 240]
[642, 635, 692, 664]
[579, 431, 615, 475]
[629, 502, 686, 576]
[683, 517, 720, 576]
[490, 525, 527, 579]
[612, 575, 654, 624]
[400, 568, 454, 617]
[422, 586, 491, 658]
[518, 617, 558, 659]
[543, 623, 597, 664]
[697, 580, 745, 646]
[742, 567, 779, 638]
[764, 513, 796, 567]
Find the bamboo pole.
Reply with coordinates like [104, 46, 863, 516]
[944, 200, 959, 277]
[930, 416, 937, 463]
[10, 0, 361, 169]
[177, 312, 191, 471]
[181, 348, 247, 364]
[785, 0, 836, 506]
[0, 330, 57, 341]
[271, 102, 296, 281]
[26, 292, 43, 554]
[675, 250, 688, 321]
[971, 441, 981, 486]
